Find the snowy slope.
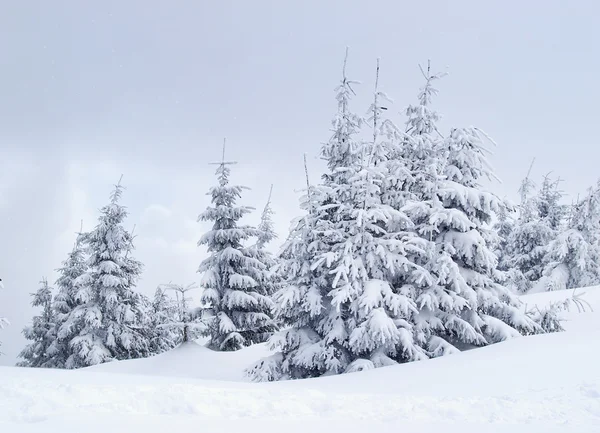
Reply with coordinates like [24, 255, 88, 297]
[1, 287, 599, 432]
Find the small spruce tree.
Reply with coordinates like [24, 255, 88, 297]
[148, 285, 181, 353]
[18, 278, 59, 368]
[507, 173, 567, 292]
[198, 145, 276, 351]
[542, 180, 600, 290]
[157, 283, 203, 345]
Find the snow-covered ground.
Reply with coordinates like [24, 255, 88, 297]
[1, 287, 599, 432]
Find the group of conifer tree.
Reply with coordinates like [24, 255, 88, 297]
[5, 53, 596, 379]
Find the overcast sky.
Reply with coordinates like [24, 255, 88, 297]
[1, 0, 599, 365]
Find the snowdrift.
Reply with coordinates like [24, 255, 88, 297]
[87, 338, 272, 381]
[1, 287, 599, 432]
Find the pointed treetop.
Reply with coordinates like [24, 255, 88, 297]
[69, 219, 85, 253]
[209, 138, 238, 186]
[339, 47, 357, 98]
[303, 153, 312, 199]
[257, 184, 277, 249]
[209, 138, 238, 167]
[264, 184, 274, 210]
[416, 60, 447, 107]
[110, 175, 125, 204]
[342, 46, 349, 81]
[519, 158, 536, 210]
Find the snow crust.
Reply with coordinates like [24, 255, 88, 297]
[1, 287, 599, 432]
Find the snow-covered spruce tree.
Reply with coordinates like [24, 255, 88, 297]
[256, 185, 277, 250]
[18, 278, 59, 368]
[156, 283, 204, 345]
[503, 171, 546, 292]
[66, 181, 150, 368]
[493, 201, 516, 273]
[250, 185, 281, 339]
[505, 173, 567, 292]
[147, 286, 181, 354]
[248, 57, 435, 381]
[48, 233, 88, 368]
[541, 180, 600, 291]
[198, 149, 276, 351]
[536, 174, 567, 232]
[400, 65, 541, 351]
[430, 126, 541, 343]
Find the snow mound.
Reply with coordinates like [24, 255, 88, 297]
[1, 286, 599, 432]
[88, 340, 271, 381]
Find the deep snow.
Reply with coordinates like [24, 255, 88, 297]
[1, 287, 599, 432]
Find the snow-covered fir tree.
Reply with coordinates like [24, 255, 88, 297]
[65, 180, 150, 368]
[18, 278, 59, 368]
[503, 171, 545, 292]
[426, 126, 541, 343]
[250, 185, 281, 340]
[198, 147, 276, 351]
[493, 201, 516, 274]
[49, 233, 88, 368]
[398, 64, 541, 351]
[536, 174, 567, 232]
[248, 57, 434, 381]
[156, 283, 203, 345]
[256, 185, 277, 250]
[541, 180, 600, 291]
[147, 286, 181, 354]
[505, 173, 567, 292]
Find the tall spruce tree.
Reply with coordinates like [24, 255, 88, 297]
[401, 65, 540, 350]
[248, 56, 434, 381]
[432, 127, 540, 341]
[66, 180, 150, 368]
[250, 59, 556, 382]
[198, 144, 276, 351]
[18, 278, 59, 368]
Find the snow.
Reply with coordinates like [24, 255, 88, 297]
[88, 338, 272, 381]
[2, 287, 600, 432]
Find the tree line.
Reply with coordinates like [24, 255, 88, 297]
[3, 52, 592, 379]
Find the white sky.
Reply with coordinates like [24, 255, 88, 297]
[1, 0, 599, 364]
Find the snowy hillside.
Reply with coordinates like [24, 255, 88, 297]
[1, 287, 599, 432]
